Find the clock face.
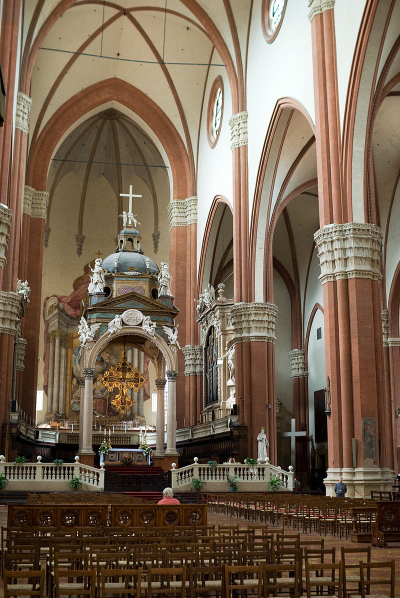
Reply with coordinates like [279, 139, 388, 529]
[269, 0, 286, 32]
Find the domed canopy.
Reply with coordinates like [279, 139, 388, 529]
[102, 251, 159, 274]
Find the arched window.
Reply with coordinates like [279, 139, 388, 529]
[262, 0, 287, 43]
[207, 77, 224, 148]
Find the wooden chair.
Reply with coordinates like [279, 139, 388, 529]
[146, 566, 187, 598]
[99, 567, 142, 598]
[341, 546, 371, 597]
[262, 562, 300, 598]
[360, 560, 395, 598]
[188, 565, 224, 598]
[305, 562, 343, 598]
[4, 568, 45, 598]
[224, 564, 263, 598]
[54, 568, 96, 598]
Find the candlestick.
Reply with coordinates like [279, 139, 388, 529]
[71, 423, 74, 432]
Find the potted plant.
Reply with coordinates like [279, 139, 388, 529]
[14, 456, 26, 466]
[227, 474, 238, 492]
[192, 478, 206, 493]
[207, 460, 218, 471]
[70, 477, 82, 491]
[244, 458, 258, 465]
[52, 459, 64, 468]
[98, 440, 109, 455]
[120, 456, 134, 466]
[269, 475, 282, 491]
[0, 473, 8, 490]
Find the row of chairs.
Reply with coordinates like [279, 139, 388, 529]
[26, 493, 151, 505]
[4, 560, 395, 598]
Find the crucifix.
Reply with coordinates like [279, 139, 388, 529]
[282, 418, 307, 471]
[99, 353, 146, 414]
[119, 185, 142, 228]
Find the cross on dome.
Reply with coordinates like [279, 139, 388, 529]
[119, 186, 142, 228]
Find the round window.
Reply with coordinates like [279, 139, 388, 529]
[262, 0, 287, 43]
[207, 76, 224, 148]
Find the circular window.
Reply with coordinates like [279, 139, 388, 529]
[262, 0, 287, 43]
[207, 76, 224, 148]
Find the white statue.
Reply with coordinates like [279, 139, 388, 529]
[163, 324, 181, 349]
[78, 317, 100, 346]
[108, 314, 123, 336]
[227, 345, 235, 382]
[158, 262, 172, 296]
[257, 428, 269, 462]
[196, 284, 215, 315]
[119, 211, 128, 228]
[88, 258, 105, 294]
[128, 213, 140, 228]
[142, 315, 156, 337]
[17, 279, 31, 302]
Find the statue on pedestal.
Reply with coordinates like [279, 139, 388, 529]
[88, 258, 105, 294]
[257, 428, 269, 462]
[158, 262, 172, 296]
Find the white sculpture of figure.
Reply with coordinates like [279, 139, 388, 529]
[227, 345, 235, 382]
[163, 324, 181, 349]
[158, 262, 172, 296]
[119, 211, 128, 228]
[142, 315, 156, 337]
[108, 314, 123, 336]
[88, 258, 105, 294]
[78, 317, 100, 346]
[257, 428, 269, 462]
[128, 213, 140, 228]
[196, 284, 215, 315]
[17, 279, 31, 302]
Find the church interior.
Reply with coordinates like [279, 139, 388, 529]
[0, 0, 400, 509]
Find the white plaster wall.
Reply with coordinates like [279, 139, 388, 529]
[274, 269, 293, 416]
[307, 308, 326, 445]
[246, 0, 315, 215]
[303, 249, 324, 337]
[197, 67, 233, 268]
[385, 182, 400, 304]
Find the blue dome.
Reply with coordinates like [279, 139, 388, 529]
[102, 252, 159, 274]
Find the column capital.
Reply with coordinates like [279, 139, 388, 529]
[314, 223, 383, 284]
[229, 111, 248, 151]
[83, 367, 95, 379]
[23, 186, 48, 219]
[15, 338, 28, 372]
[167, 196, 198, 231]
[182, 345, 203, 376]
[79, 377, 86, 388]
[0, 203, 12, 269]
[166, 370, 178, 381]
[289, 349, 308, 378]
[15, 92, 32, 134]
[231, 302, 278, 344]
[0, 291, 20, 336]
[308, 0, 335, 22]
[155, 378, 167, 390]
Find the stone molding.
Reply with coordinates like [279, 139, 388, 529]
[0, 292, 21, 336]
[229, 111, 248, 151]
[167, 196, 198, 231]
[308, 0, 335, 21]
[231, 302, 278, 343]
[382, 310, 389, 347]
[182, 345, 203, 376]
[388, 338, 400, 347]
[15, 92, 32, 134]
[0, 203, 12, 269]
[23, 186, 48, 219]
[166, 370, 178, 381]
[314, 223, 383, 284]
[289, 349, 308, 378]
[15, 338, 28, 371]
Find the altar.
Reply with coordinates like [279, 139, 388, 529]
[101, 448, 150, 465]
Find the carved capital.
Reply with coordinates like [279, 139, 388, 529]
[15, 92, 32, 134]
[79, 378, 86, 388]
[388, 338, 400, 347]
[23, 187, 48, 219]
[308, 0, 335, 21]
[182, 345, 203, 376]
[168, 196, 198, 231]
[15, 338, 28, 371]
[155, 379, 167, 390]
[0, 291, 20, 336]
[166, 370, 178, 382]
[0, 203, 12, 269]
[314, 223, 383, 284]
[83, 367, 95, 379]
[229, 111, 248, 151]
[382, 310, 389, 347]
[231, 302, 278, 343]
[289, 349, 307, 378]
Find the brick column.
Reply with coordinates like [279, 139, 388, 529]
[289, 349, 309, 481]
[231, 303, 278, 461]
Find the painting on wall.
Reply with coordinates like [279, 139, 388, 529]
[362, 417, 377, 465]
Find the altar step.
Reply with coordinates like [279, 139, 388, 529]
[104, 465, 164, 476]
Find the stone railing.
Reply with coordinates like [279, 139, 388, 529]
[171, 459, 294, 493]
[0, 456, 104, 492]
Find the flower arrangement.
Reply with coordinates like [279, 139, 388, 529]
[269, 475, 282, 491]
[120, 456, 134, 466]
[141, 444, 152, 457]
[14, 456, 27, 465]
[245, 458, 258, 465]
[70, 477, 82, 491]
[227, 474, 238, 491]
[98, 440, 110, 455]
[0, 474, 8, 490]
[53, 459, 64, 468]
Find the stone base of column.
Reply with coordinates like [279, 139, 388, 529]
[324, 467, 395, 498]
[78, 452, 95, 467]
[153, 455, 176, 473]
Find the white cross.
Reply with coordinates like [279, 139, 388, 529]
[282, 418, 307, 470]
[120, 186, 142, 228]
